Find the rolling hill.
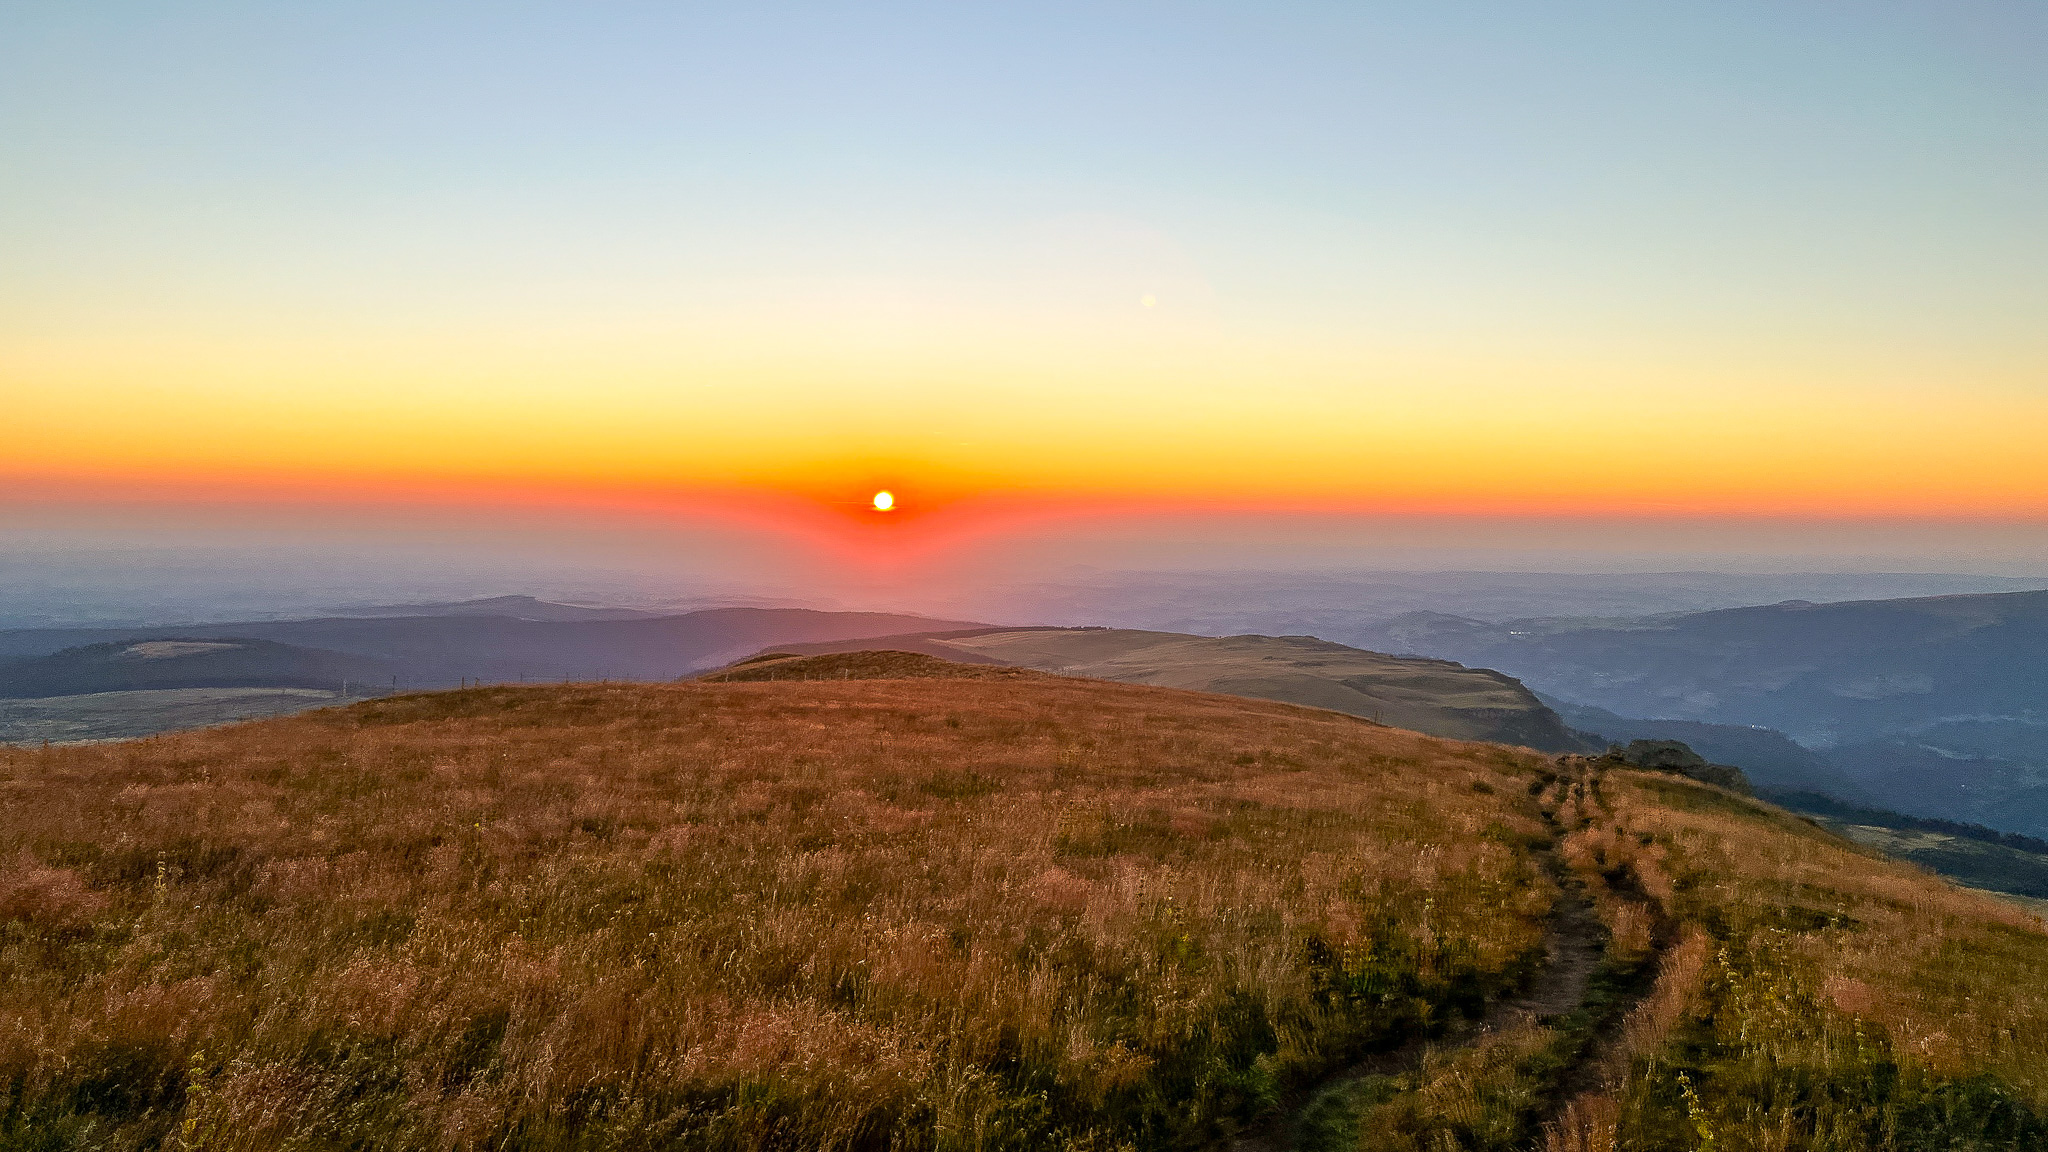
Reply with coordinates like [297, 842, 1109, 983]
[747, 627, 1591, 752]
[2, 661, 2043, 1150]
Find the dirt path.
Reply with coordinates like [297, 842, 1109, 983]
[1232, 771, 1653, 1152]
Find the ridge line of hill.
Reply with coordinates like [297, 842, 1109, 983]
[727, 628, 1594, 753]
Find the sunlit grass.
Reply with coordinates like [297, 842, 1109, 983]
[5, 675, 2046, 1151]
[1306, 763, 2048, 1152]
[0, 676, 1557, 1150]
[1571, 771, 2048, 1151]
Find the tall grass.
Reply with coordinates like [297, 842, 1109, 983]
[1314, 773, 1667, 1152]
[1575, 770, 2048, 1151]
[0, 677, 1560, 1151]
[1316, 759, 2048, 1152]
[9, 677, 2046, 1151]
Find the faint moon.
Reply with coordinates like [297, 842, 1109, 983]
[872, 490, 895, 511]
[1141, 294, 1157, 307]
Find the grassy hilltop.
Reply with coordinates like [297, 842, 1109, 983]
[2, 656, 2046, 1150]
[740, 628, 1588, 752]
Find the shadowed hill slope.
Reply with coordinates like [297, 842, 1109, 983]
[0, 688, 362, 745]
[0, 638, 397, 698]
[1541, 695, 1874, 800]
[1352, 589, 2048, 835]
[760, 628, 1588, 752]
[3, 674, 2045, 1150]
[1358, 588, 2048, 746]
[0, 607, 989, 688]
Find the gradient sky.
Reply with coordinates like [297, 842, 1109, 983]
[5, 3, 2047, 586]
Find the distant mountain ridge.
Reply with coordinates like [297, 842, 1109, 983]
[990, 570, 2048, 641]
[323, 595, 666, 622]
[1350, 589, 2048, 743]
[1340, 588, 2048, 836]
[1539, 695, 1874, 801]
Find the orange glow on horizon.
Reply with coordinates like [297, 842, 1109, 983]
[10, 308, 2048, 529]
[6, 7, 2047, 568]
[10, 460, 2048, 596]
[9, 461, 2048, 529]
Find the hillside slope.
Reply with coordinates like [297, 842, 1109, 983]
[758, 627, 1588, 752]
[3, 669, 2045, 1150]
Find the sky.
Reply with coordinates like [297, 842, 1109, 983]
[5, 2, 2047, 599]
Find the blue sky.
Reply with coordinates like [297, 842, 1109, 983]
[5, 3, 2047, 591]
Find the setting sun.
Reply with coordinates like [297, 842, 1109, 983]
[872, 490, 896, 512]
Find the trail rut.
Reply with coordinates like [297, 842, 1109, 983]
[1233, 766, 1664, 1152]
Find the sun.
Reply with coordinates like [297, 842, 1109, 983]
[871, 490, 895, 512]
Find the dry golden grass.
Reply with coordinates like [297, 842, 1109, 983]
[1541, 1093, 1619, 1152]
[1312, 770, 1674, 1152]
[1349, 1023, 1561, 1152]
[1328, 760, 2048, 1152]
[8, 673, 2048, 1152]
[1577, 770, 2048, 1150]
[0, 675, 1559, 1151]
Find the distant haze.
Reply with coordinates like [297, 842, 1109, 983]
[5, 499, 2047, 630]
